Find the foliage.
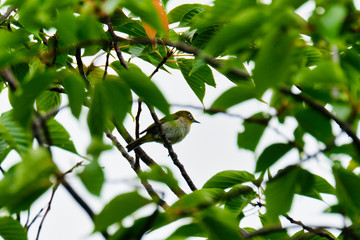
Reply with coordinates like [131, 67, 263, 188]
[0, 0, 359, 239]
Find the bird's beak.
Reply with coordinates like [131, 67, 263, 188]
[193, 119, 200, 124]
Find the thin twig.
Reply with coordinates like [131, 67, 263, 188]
[147, 106, 197, 191]
[105, 130, 168, 208]
[284, 214, 336, 240]
[75, 47, 91, 87]
[35, 182, 60, 240]
[134, 100, 143, 171]
[113, 123, 186, 197]
[1, 68, 18, 91]
[149, 48, 174, 78]
[104, 15, 129, 70]
[0, 7, 16, 24]
[281, 87, 360, 156]
[102, 43, 112, 80]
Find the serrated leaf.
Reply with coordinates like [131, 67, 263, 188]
[178, 59, 211, 103]
[102, 76, 132, 125]
[94, 191, 152, 232]
[0, 138, 11, 164]
[168, 189, 224, 215]
[0, 216, 27, 240]
[238, 119, 267, 151]
[168, 4, 207, 24]
[211, 84, 256, 111]
[111, 62, 170, 116]
[12, 70, 57, 127]
[46, 118, 77, 154]
[255, 143, 293, 172]
[295, 107, 333, 144]
[0, 111, 31, 155]
[203, 170, 255, 189]
[200, 207, 242, 240]
[119, 0, 164, 34]
[0, 148, 56, 213]
[319, 5, 347, 40]
[224, 185, 257, 216]
[167, 223, 206, 240]
[62, 74, 86, 118]
[78, 160, 104, 196]
[87, 82, 107, 138]
[333, 165, 360, 219]
[265, 166, 300, 221]
[36, 90, 61, 112]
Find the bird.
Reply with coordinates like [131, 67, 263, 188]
[126, 110, 199, 152]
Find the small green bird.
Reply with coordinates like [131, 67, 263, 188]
[126, 110, 199, 152]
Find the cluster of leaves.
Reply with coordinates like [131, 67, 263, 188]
[0, 0, 360, 239]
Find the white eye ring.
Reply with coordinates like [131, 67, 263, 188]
[188, 114, 193, 120]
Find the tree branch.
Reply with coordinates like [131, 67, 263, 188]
[75, 47, 91, 87]
[104, 15, 129, 70]
[281, 87, 360, 156]
[284, 214, 336, 240]
[147, 106, 198, 191]
[114, 122, 186, 197]
[105, 130, 169, 209]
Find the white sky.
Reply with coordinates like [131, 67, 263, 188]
[1, 0, 357, 239]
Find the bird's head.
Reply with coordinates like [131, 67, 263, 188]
[174, 110, 200, 124]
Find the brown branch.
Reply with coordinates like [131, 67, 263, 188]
[104, 15, 129, 70]
[1, 68, 19, 91]
[284, 214, 336, 240]
[105, 130, 168, 208]
[113, 123, 186, 197]
[147, 106, 197, 191]
[102, 43, 112, 80]
[149, 48, 174, 78]
[0, 7, 16, 24]
[281, 87, 360, 156]
[75, 47, 91, 87]
[35, 182, 60, 240]
[116, 37, 250, 80]
[134, 100, 143, 171]
[48, 86, 66, 93]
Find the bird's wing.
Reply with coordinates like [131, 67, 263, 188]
[140, 115, 178, 134]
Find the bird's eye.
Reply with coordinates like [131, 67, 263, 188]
[188, 113, 193, 120]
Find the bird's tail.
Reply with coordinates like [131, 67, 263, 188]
[126, 135, 149, 152]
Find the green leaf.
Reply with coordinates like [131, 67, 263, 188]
[177, 59, 210, 103]
[203, 170, 255, 189]
[46, 118, 77, 154]
[0, 29, 29, 50]
[0, 138, 11, 164]
[238, 117, 268, 151]
[102, 76, 132, 125]
[333, 165, 360, 219]
[224, 185, 257, 216]
[0, 148, 56, 213]
[119, 0, 164, 34]
[169, 189, 224, 214]
[0, 111, 31, 155]
[87, 82, 107, 137]
[62, 73, 86, 118]
[94, 191, 152, 232]
[139, 165, 179, 191]
[167, 4, 207, 24]
[319, 5, 347, 40]
[111, 62, 170, 116]
[36, 90, 61, 112]
[253, 28, 297, 93]
[114, 21, 148, 37]
[255, 143, 293, 172]
[55, 10, 78, 46]
[167, 223, 206, 240]
[295, 107, 333, 144]
[0, 216, 27, 240]
[12, 70, 57, 127]
[265, 166, 300, 221]
[200, 207, 242, 240]
[78, 160, 104, 196]
[211, 84, 257, 112]
[204, 8, 265, 56]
